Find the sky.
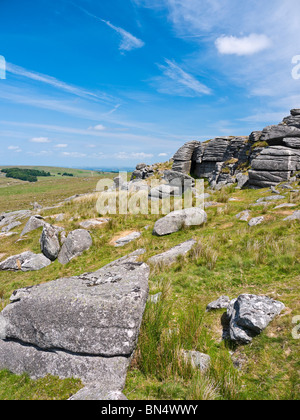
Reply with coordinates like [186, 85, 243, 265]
[1, 0, 300, 169]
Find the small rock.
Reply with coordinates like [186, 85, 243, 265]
[248, 216, 265, 227]
[283, 210, 300, 221]
[0, 251, 51, 272]
[148, 239, 196, 266]
[206, 296, 230, 312]
[153, 208, 207, 236]
[236, 210, 250, 222]
[58, 230, 93, 264]
[114, 232, 141, 247]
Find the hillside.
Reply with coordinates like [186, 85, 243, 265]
[0, 162, 299, 400]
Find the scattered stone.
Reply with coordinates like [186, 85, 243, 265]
[248, 216, 265, 227]
[206, 296, 230, 312]
[148, 239, 196, 266]
[55, 214, 65, 222]
[69, 385, 127, 401]
[1, 221, 21, 233]
[114, 232, 141, 247]
[256, 195, 285, 203]
[149, 185, 179, 199]
[236, 173, 249, 188]
[153, 208, 207, 236]
[0, 251, 51, 272]
[274, 203, 297, 209]
[225, 294, 285, 344]
[79, 218, 110, 229]
[283, 210, 300, 221]
[32, 202, 43, 211]
[58, 230, 93, 264]
[236, 210, 251, 222]
[21, 215, 46, 236]
[181, 350, 211, 372]
[204, 201, 223, 209]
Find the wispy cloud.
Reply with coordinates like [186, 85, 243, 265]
[30, 137, 51, 143]
[6, 62, 114, 103]
[155, 59, 212, 97]
[69, 2, 144, 52]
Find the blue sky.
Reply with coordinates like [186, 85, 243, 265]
[0, 0, 300, 169]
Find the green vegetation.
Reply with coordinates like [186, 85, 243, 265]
[62, 173, 74, 177]
[1, 168, 51, 183]
[0, 170, 299, 400]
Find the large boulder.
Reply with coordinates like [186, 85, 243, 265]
[0, 251, 51, 272]
[58, 229, 93, 264]
[40, 224, 63, 261]
[153, 208, 207, 236]
[0, 252, 149, 398]
[225, 294, 285, 344]
[172, 141, 201, 174]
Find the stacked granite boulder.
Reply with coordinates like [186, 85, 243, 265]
[171, 109, 300, 189]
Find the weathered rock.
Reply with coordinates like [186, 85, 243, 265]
[21, 215, 46, 236]
[40, 224, 62, 261]
[148, 239, 196, 266]
[236, 211, 251, 222]
[0, 251, 51, 272]
[248, 216, 265, 227]
[114, 232, 141, 247]
[283, 210, 300, 221]
[0, 339, 129, 387]
[236, 173, 249, 188]
[69, 385, 127, 401]
[153, 208, 207, 236]
[58, 230, 93, 264]
[206, 296, 230, 312]
[226, 294, 285, 344]
[181, 350, 211, 372]
[0, 256, 149, 357]
[1, 221, 21, 233]
[256, 195, 285, 203]
[149, 184, 178, 199]
[162, 170, 194, 190]
[79, 218, 110, 229]
[172, 141, 201, 174]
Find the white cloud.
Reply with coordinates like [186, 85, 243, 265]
[215, 34, 271, 56]
[54, 144, 68, 148]
[155, 59, 211, 97]
[30, 137, 51, 143]
[8, 145, 22, 152]
[62, 151, 87, 158]
[89, 124, 106, 131]
[102, 19, 145, 52]
[115, 152, 154, 160]
[158, 153, 168, 157]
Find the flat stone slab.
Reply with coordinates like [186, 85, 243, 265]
[153, 208, 207, 236]
[79, 218, 110, 229]
[148, 239, 196, 266]
[0, 255, 149, 356]
[0, 339, 129, 387]
[284, 210, 300, 221]
[206, 296, 230, 312]
[248, 216, 265, 227]
[114, 232, 141, 247]
[0, 251, 51, 272]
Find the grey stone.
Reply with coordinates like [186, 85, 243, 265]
[290, 109, 300, 117]
[0, 257, 149, 356]
[40, 224, 62, 261]
[149, 185, 178, 199]
[182, 350, 211, 372]
[256, 195, 285, 203]
[236, 211, 251, 222]
[248, 216, 265, 227]
[114, 232, 141, 247]
[21, 215, 46, 236]
[260, 125, 300, 143]
[1, 221, 21, 233]
[69, 385, 128, 401]
[148, 239, 196, 266]
[0, 339, 129, 387]
[206, 296, 231, 312]
[236, 173, 249, 188]
[283, 210, 300, 221]
[58, 229, 93, 264]
[226, 294, 285, 344]
[79, 218, 110, 229]
[274, 203, 297, 209]
[153, 208, 207, 236]
[0, 251, 51, 272]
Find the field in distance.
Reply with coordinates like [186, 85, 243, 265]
[0, 165, 115, 213]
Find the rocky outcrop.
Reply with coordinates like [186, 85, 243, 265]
[40, 224, 63, 261]
[0, 252, 149, 398]
[171, 109, 300, 189]
[21, 215, 47, 236]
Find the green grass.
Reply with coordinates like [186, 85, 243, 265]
[0, 178, 299, 400]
